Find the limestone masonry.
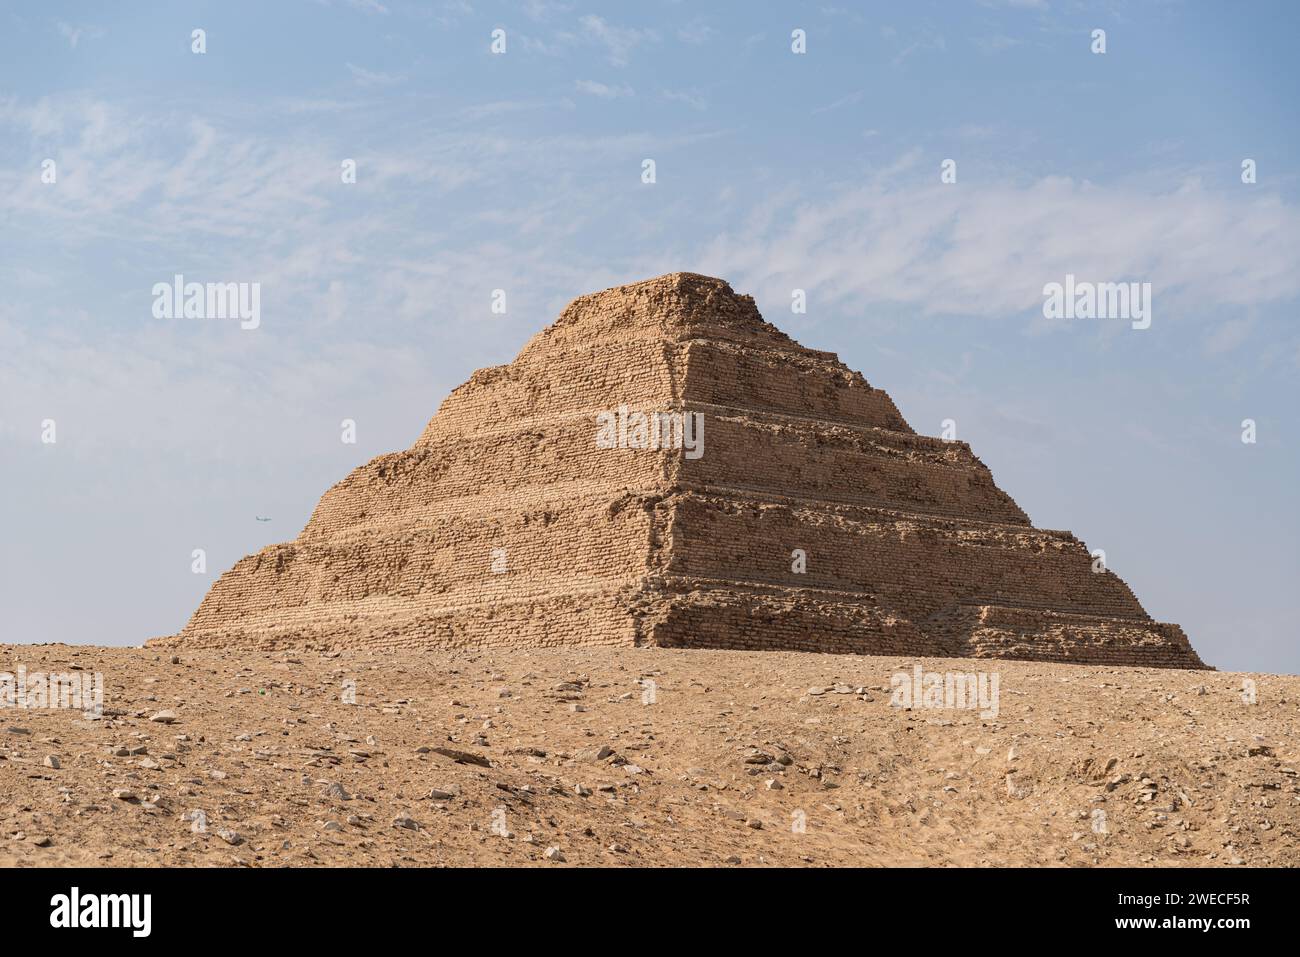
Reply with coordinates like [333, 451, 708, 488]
[151, 273, 1207, 669]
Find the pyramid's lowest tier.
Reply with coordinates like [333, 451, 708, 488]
[150, 273, 1206, 669]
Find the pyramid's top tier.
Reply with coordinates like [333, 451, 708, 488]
[418, 272, 916, 445]
[521, 272, 804, 356]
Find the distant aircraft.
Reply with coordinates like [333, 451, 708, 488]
[255, 516, 271, 522]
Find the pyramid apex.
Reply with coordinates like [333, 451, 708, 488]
[576, 271, 737, 303]
[536, 271, 787, 349]
[612, 270, 732, 289]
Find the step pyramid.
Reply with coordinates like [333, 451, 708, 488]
[151, 273, 1207, 669]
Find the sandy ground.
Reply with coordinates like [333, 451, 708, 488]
[0, 643, 1295, 867]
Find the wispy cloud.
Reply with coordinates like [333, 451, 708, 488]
[974, 34, 1021, 54]
[522, 0, 573, 21]
[661, 88, 706, 111]
[575, 79, 634, 99]
[56, 21, 102, 49]
[345, 62, 401, 87]
[677, 18, 716, 45]
[699, 159, 1300, 326]
[812, 90, 865, 116]
[882, 25, 948, 66]
[580, 15, 658, 67]
[982, 0, 1049, 9]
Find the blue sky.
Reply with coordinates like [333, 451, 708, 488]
[2, 1, 1297, 673]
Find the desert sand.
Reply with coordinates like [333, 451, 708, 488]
[1, 643, 1293, 867]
